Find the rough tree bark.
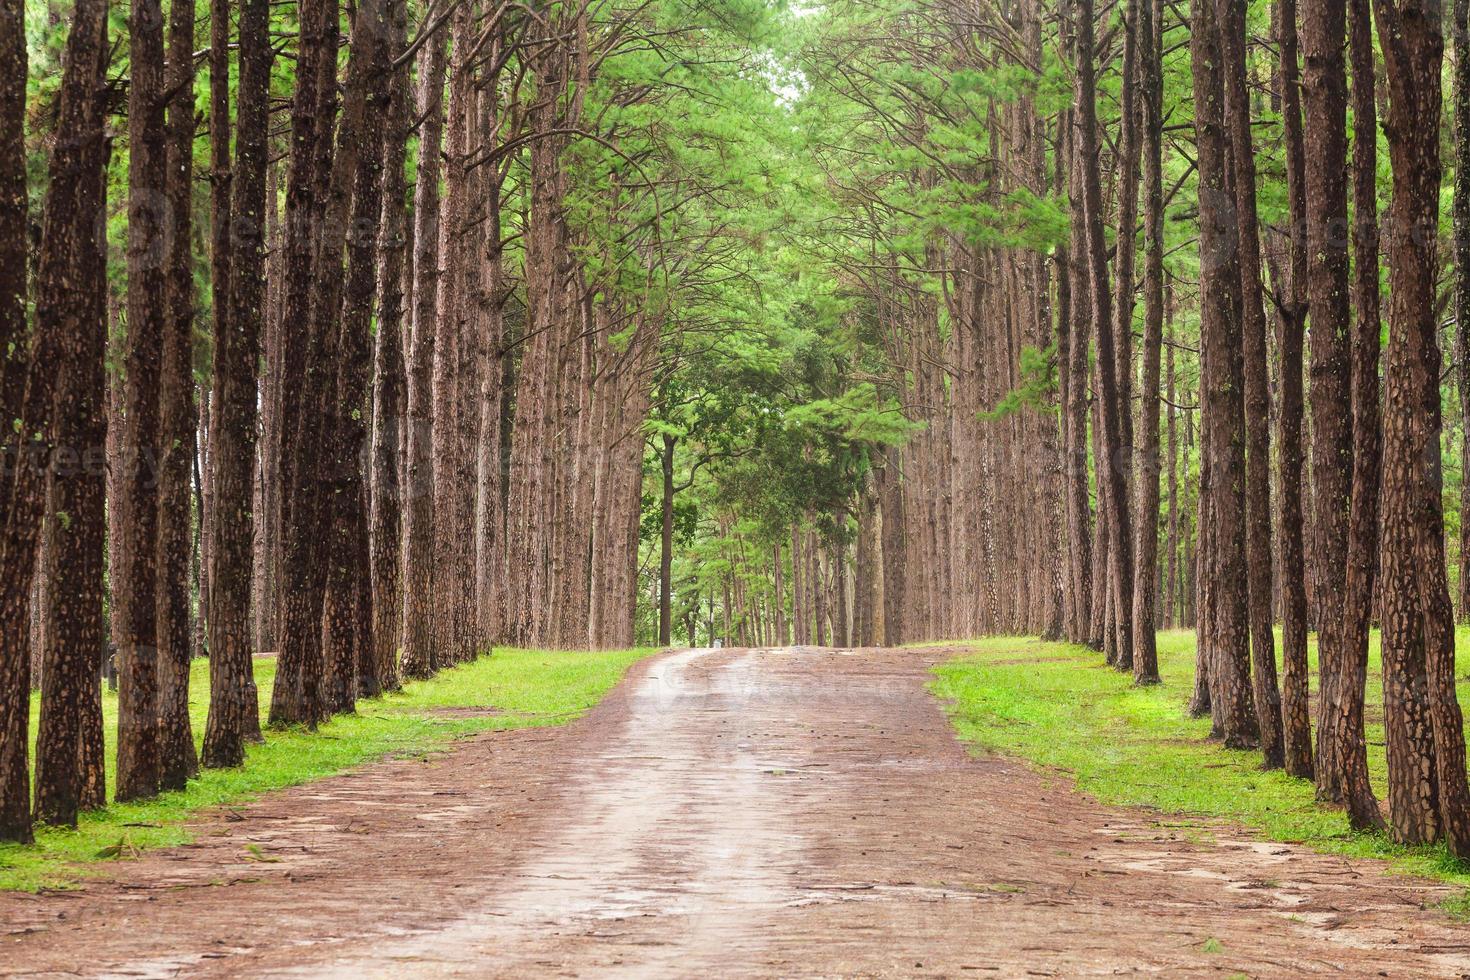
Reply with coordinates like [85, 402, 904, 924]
[876, 446, 906, 646]
[0, 0, 32, 840]
[156, 0, 199, 791]
[322, 0, 391, 709]
[1076, 0, 1134, 672]
[1373, 0, 1470, 853]
[342, 0, 395, 698]
[431, 3, 472, 667]
[1455, 0, 1470, 622]
[1304, 0, 1379, 826]
[399, 29, 447, 679]
[200, 0, 228, 670]
[1191, 0, 1257, 748]
[1333, 0, 1389, 827]
[1061, 105, 1092, 648]
[1130, 0, 1164, 684]
[202, 0, 269, 767]
[505, 22, 577, 649]
[1108, 0, 1142, 672]
[660, 432, 676, 647]
[1053, 115, 1079, 642]
[254, 159, 283, 656]
[369, 0, 410, 694]
[1163, 294, 1179, 629]
[271, 0, 340, 727]
[115, 0, 168, 801]
[1275, 0, 1314, 781]
[472, 35, 508, 648]
[1215, 0, 1282, 767]
[29, 0, 109, 827]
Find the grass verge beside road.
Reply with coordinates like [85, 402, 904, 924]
[0, 646, 657, 892]
[931, 630, 1470, 897]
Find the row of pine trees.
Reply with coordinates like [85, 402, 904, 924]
[0, 0, 785, 842]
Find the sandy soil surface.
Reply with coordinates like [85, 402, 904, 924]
[5, 645, 1470, 978]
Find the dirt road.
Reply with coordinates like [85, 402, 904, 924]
[5, 645, 1470, 977]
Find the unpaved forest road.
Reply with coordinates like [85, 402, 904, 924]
[6, 646, 1470, 978]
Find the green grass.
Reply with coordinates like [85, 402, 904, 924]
[0, 645, 658, 892]
[930, 628, 1470, 894]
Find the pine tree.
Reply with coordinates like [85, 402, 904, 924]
[203, 0, 270, 766]
[1191, 0, 1256, 749]
[1215, 0, 1282, 767]
[1275, 0, 1314, 781]
[0, 0, 35, 843]
[157, 0, 201, 790]
[29, 0, 110, 827]
[115, 0, 169, 803]
[1373, 0, 1470, 853]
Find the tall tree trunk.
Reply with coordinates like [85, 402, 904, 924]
[1275, 0, 1314, 781]
[74, 334, 107, 812]
[0, 0, 35, 825]
[324, 0, 391, 705]
[30, 0, 109, 827]
[156, 0, 200, 791]
[193, 386, 210, 662]
[430, 5, 468, 667]
[1076, 0, 1135, 674]
[876, 447, 906, 646]
[660, 432, 675, 647]
[369, 0, 410, 694]
[1192, 0, 1257, 749]
[505, 23, 578, 649]
[75, 251, 106, 808]
[1192, 406, 1217, 725]
[455, 134, 489, 650]
[791, 523, 805, 644]
[1107, 0, 1142, 672]
[0, 0, 34, 839]
[256, 159, 285, 655]
[1062, 107, 1093, 648]
[205, 0, 231, 660]
[474, 51, 507, 649]
[854, 488, 875, 647]
[1215, 0, 1283, 767]
[814, 540, 828, 646]
[1334, 0, 1389, 825]
[1455, 0, 1470, 623]
[271, 0, 341, 727]
[0, 0, 24, 431]
[201, 0, 269, 767]
[1054, 156, 1080, 642]
[1181, 406, 1197, 629]
[115, 0, 168, 802]
[251, 158, 279, 657]
[399, 29, 447, 679]
[1088, 393, 1108, 652]
[834, 535, 851, 647]
[1304, 0, 1378, 825]
[1374, 0, 1470, 853]
[30, 519, 49, 694]
[306, 0, 372, 715]
[1163, 302, 1179, 630]
[1130, 0, 1164, 684]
